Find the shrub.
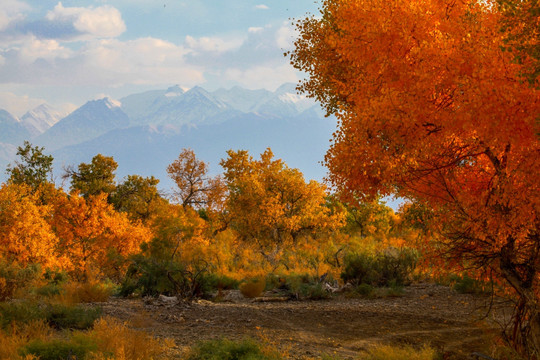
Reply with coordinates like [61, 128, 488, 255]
[21, 336, 97, 360]
[206, 274, 240, 291]
[354, 283, 374, 297]
[0, 301, 101, 330]
[299, 282, 331, 300]
[0, 320, 51, 360]
[88, 316, 174, 360]
[450, 273, 487, 294]
[364, 344, 436, 360]
[0, 261, 40, 301]
[120, 253, 213, 299]
[341, 248, 418, 287]
[46, 304, 102, 330]
[0, 301, 46, 329]
[239, 278, 266, 298]
[265, 274, 333, 300]
[185, 338, 282, 360]
[58, 280, 115, 304]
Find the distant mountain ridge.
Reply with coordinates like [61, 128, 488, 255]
[0, 83, 335, 188]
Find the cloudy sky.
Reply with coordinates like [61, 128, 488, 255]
[0, 0, 320, 116]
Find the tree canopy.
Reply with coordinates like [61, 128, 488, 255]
[291, 0, 539, 355]
[6, 141, 53, 191]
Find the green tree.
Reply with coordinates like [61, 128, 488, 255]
[65, 154, 117, 198]
[6, 141, 53, 191]
[111, 175, 166, 223]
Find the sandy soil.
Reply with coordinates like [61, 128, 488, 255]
[100, 283, 504, 359]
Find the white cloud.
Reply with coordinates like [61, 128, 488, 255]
[276, 22, 297, 50]
[0, 92, 47, 117]
[255, 4, 269, 10]
[224, 64, 298, 90]
[185, 35, 243, 53]
[0, 0, 30, 31]
[18, 36, 73, 64]
[248, 27, 264, 33]
[75, 37, 203, 86]
[0, 35, 204, 89]
[46, 2, 126, 38]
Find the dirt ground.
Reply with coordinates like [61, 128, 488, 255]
[100, 283, 505, 359]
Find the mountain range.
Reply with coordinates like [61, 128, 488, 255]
[0, 83, 336, 192]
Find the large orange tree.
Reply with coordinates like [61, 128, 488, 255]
[291, 0, 539, 354]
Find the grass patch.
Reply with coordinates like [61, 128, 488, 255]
[22, 336, 98, 360]
[364, 343, 437, 360]
[185, 338, 282, 360]
[0, 301, 101, 330]
[46, 304, 102, 330]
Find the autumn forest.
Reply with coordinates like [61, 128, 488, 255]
[0, 0, 539, 359]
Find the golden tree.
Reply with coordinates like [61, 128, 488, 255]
[0, 183, 58, 268]
[221, 148, 344, 261]
[50, 192, 151, 280]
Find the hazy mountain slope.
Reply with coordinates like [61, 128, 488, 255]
[211, 86, 273, 113]
[145, 86, 239, 127]
[35, 98, 130, 151]
[120, 86, 183, 122]
[0, 109, 32, 146]
[0, 142, 17, 177]
[52, 112, 336, 190]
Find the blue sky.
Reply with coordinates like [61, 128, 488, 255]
[0, 0, 320, 116]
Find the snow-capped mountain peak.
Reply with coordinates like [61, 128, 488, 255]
[20, 103, 66, 137]
[103, 97, 122, 109]
[278, 92, 306, 104]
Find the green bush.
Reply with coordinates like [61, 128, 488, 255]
[22, 336, 97, 360]
[265, 274, 332, 300]
[0, 301, 101, 330]
[120, 253, 215, 299]
[341, 248, 418, 287]
[450, 273, 487, 294]
[0, 261, 40, 300]
[354, 283, 374, 297]
[300, 282, 331, 300]
[185, 338, 281, 360]
[0, 301, 46, 329]
[206, 274, 240, 291]
[46, 304, 102, 330]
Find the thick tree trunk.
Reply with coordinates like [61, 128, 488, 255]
[500, 242, 540, 358]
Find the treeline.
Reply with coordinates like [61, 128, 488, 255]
[0, 141, 421, 300]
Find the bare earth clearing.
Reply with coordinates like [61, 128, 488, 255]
[101, 283, 504, 359]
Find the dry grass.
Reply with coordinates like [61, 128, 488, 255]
[55, 280, 114, 304]
[87, 316, 175, 360]
[0, 320, 51, 360]
[363, 343, 437, 360]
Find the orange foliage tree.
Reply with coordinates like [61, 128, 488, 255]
[291, 0, 540, 354]
[50, 192, 151, 280]
[0, 183, 58, 268]
[221, 148, 345, 262]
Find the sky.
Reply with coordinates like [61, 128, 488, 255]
[0, 0, 321, 117]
